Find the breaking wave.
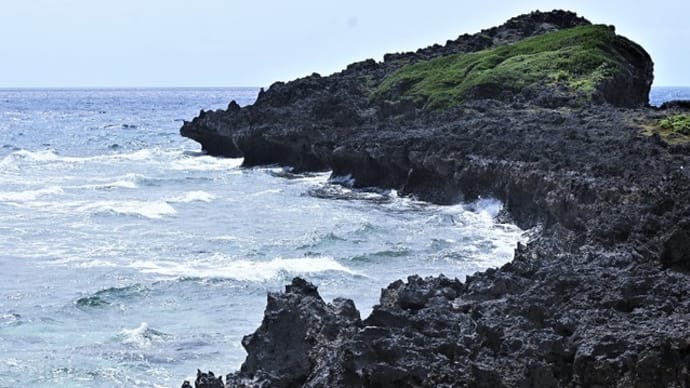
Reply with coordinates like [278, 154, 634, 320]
[16, 199, 178, 219]
[118, 322, 170, 349]
[0, 186, 64, 202]
[170, 155, 243, 171]
[166, 191, 216, 203]
[0, 148, 160, 165]
[129, 256, 359, 282]
[83, 200, 177, 219]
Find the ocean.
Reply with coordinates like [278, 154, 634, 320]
[0, 86, 686, 387]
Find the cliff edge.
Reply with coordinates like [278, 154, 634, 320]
[181, 10, 689, 388]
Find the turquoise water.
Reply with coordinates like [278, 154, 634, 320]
[0, 88, 526, 387]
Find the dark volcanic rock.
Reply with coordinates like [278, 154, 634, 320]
[224, 278, 362, 388]
[661, 219, 690, 270]
[179, 9, 690, 388]
[660, 100, 690, 110]
[180, 10, 652, 158]
[182, 370, 225, 388]
[594, 32, 654, 107]
[220, 272, 690, 387]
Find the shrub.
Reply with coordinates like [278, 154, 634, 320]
[659, 114, 690, 135]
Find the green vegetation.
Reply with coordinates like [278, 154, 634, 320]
[659, 114, 690, 135]
[640, 114, 690, 144]
[373, 25, 624, 109]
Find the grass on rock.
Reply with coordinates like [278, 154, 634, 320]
[659, 114, 690, 135]
[373, 25, 625, 109]
[640, 114, 690, 144]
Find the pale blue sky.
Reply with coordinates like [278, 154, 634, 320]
[1, 0, 688, 87]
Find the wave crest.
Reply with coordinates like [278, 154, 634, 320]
[75, 284, 149, 308]
[170, 155, 243, 171]
[83, 200, 177, 219]
[118, 322, 170, 349]
[129, 256, 358, 282]
[0, 148, 188, 176]
[0, 186, 64, 202]
[166, 191, 216, 203]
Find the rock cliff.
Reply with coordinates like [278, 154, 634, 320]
[180, 10, 689, 388]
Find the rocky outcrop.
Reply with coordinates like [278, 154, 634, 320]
[180, 9, 690, 388]
[223, 278, 361, 388]
[180, 10, 652, 159]
[190, 272, 689, 387]
[182, 370, 225, 388]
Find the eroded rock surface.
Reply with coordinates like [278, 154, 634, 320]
[181, 9, 690, 388]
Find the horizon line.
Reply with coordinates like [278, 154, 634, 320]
[1, 85, 689, 90]
[0, 86, 263, 90]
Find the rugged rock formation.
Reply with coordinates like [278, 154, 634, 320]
[218, 272, 689, 388]
[180, 10, 653, 161]
[182, 370, 225, 388]
[180, 10, 690, 388]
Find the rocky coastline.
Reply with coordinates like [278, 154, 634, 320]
[180, 10, 689, 387]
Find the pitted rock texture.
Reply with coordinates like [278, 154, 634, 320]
[180, 9, 689, 388]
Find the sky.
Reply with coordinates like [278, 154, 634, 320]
[1, 0, 688, 87]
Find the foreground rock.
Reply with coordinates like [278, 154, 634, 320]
[191, 273, 690, 387]
[181, 10, 690, 388]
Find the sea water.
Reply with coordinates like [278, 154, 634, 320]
[0, 87, 685, 387]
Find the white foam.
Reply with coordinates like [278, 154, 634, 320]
[0, 186, 64, 202]
[418, 198, 504, 225]
[2, 149, 63, 163]
[92, 174, 143, 189]
[248, 188, 282, 197]
[328, 174, 355, 187]
[99, 180, 138, 189]
[16, 199, 177, 219]
[170, 156, 243, 171]
[166, 191, 216, 203]
[68, 173, 148, 191]
[108, 149, 158, 161]
[44, 252, 122, 268]
[129, 256, 358, 282]
[0, 149, 175, 170]
[469, 198, 503, 219]
[75, 259, 118, 268]
[118, 322, 167, 349]
[80, 200, 177, 219]
[43, 257, 118, 269]
[291, 172, 331, 184]
[209, 235, 241, 241]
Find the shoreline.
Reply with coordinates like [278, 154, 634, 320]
[180, 10, 690, 387]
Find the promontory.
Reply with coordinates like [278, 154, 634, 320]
[180, 10, 690, 388]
